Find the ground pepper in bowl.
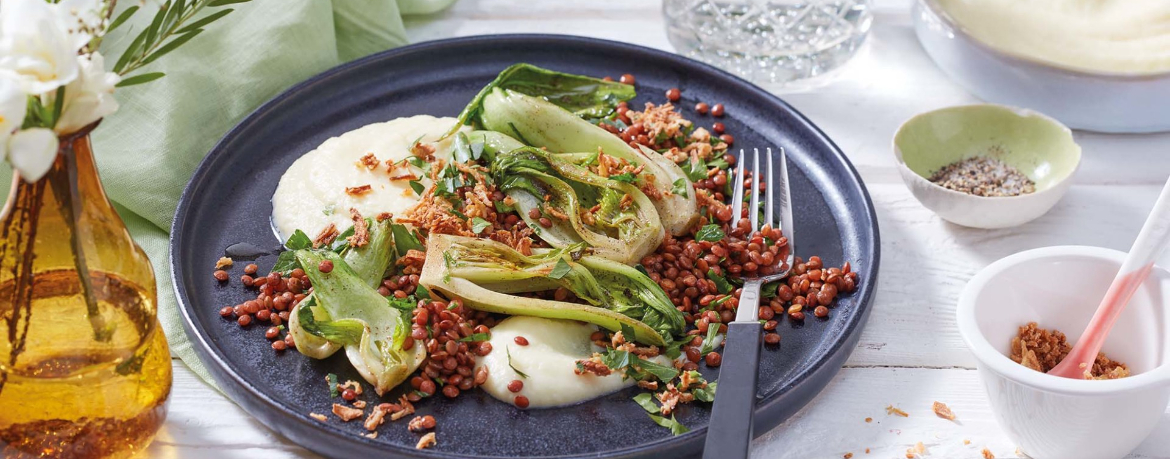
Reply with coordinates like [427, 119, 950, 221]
[928, 156, 1035, 197]
[1010, 322, 1129, 380]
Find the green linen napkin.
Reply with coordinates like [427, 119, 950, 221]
[89, 0, 453, 388]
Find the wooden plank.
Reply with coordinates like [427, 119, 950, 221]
[149, 363, 1170, 458]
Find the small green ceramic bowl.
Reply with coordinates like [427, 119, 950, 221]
[894, 104, 1082, 228]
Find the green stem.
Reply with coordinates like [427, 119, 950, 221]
[118, 0, 210, 76]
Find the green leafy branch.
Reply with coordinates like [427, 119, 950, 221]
[111, 0, 251, 87]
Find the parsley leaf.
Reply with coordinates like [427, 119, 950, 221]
[409, 180, 425, 196]
[600, 349, 631, 370]
[285, 229, 312, 250]
[507, 346, 529, 378]
[648, 413, 689, 435]
[692, 380, 718, 403]
[326, 373, 339, 397]
[609, 172, 637, 183]
[685, 158, 708, 182]
[449, 209, 469, 221]
[671, 178, 688, 198]
[547, 258, 572, 280]
[632, 393, 660, 414]
[707, 269, 733, 294]
[694, 224, 725, 242]
[494, 200, 515, 213]
[471, 217, 492, 234]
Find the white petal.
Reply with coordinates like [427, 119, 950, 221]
[0, 0, 80, 94]
[0, 77, 26, 140]
[54, 52, 119, 134]
[8, 128, 58, 182]
[53, 0, 104, 50]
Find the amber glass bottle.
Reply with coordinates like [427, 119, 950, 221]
[0, 126, 172, 458]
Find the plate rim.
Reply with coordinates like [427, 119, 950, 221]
[169, 33, 882, 459]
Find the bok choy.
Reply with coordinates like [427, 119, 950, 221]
[448, 63, 636, 136]
[286, 220, 424, 395]
[492, 146, 664, 265]
[477, 88, 699, 236]
[289, 219, 397, 359]
[419, 234, 685, 347]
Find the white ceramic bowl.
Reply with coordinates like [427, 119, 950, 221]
[957, 246, 1170, 459]
[913, 0, 1170, 134]
[894, 104, 1081, 229]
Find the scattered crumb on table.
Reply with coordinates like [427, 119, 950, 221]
[309, 413, 327, 422]
[931, 401, 956, 421]
[886, 405, 909, 417]
[982, 448, 995, 459]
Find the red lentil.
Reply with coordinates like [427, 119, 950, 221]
[705, 352, 722, 367]
[514, 395, 530, 408]
[666, 88, 681, 102]
[213, 270, 229, 282]
[711, 103, 725, 117]
[514, 336, 529, 346]
[507, 380, 524, 393]
[318, 260, 333, 273]
[620, 74, 636, 85]
[695, 102, 710, 114]
[272, 340, 287, 351]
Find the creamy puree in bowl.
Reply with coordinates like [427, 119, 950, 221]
[271, 115, 464, 240]
[935, 0, 1170, 75]
[477, 316, 673, 408]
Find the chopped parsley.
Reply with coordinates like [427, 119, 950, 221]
[458, 332, 491, 342]
[694, 224, 725, 242]
[632, 393, 660, 414]
[648, 413, 689, 435]
[671, 178, 688, 198]
[706, 269, 734, 294]
[470, 217, 492, 234]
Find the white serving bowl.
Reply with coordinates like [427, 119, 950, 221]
[913, 0, 1170, 134]
[894, 104, 1081, 229]
[957, 246, 1170, 459]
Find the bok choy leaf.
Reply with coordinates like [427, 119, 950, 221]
[289, 219, 398, 359]
[419, 234, 685, 346]
[477, 88, 699, 235]
[492, 146, 664, 265]
[290, 225, 425, 394]
[448, 63, 635, 137]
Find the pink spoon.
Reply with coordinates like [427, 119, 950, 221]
[1049, 178, 1170, 379]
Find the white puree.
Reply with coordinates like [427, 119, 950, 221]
[477, 316, 672, 409]
[271, 115, 464, 240]
[937, 0, 1170, 75]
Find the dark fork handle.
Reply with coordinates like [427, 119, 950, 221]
[702, 321, 762, 459]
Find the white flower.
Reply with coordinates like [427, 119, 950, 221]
[0, 0, 80, 94]
[0, 77, 25, 149]
[54, 52, 119, 134]
[8, 128, 58, 182]
[54, 0, 106, 50]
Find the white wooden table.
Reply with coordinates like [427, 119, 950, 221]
[145, 1, 1170, 458]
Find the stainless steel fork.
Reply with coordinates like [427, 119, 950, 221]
[702, 147, 794, 459]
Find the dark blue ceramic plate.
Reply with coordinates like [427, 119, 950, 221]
[171, 34, 880, 459]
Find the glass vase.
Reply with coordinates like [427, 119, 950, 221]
[0, 124, 172, 458]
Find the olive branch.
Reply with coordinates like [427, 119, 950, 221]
[107, 0, 252, 87]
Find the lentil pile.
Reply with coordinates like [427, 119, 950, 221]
[928, 155, 1035, 197]
[1010, 322, 1129, 380]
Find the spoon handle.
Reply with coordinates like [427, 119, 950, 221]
[1120, 178, 1170, 275]
[1051, 177, 1170, 378]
